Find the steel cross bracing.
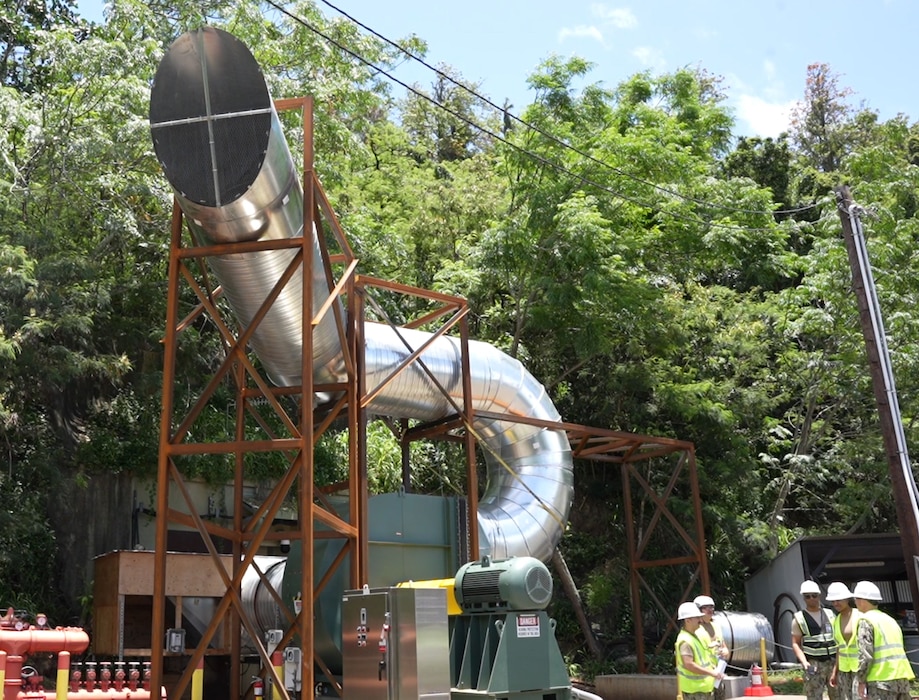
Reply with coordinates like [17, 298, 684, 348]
[151, 97, 706, 697]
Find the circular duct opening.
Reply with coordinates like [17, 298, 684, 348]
[149, 26, 272, 207]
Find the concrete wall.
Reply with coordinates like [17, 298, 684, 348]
[595, 674, 677, 700]
[595, 674, 751, 700]
[47, 471, 135, 623]
[47, 474, 244, 623]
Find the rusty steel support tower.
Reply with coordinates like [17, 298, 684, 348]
[153, 97, 343, 699]
[150, 94, 483, 699]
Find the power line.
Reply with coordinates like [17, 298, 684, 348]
[264, 0, 815, 233]
[313, 0, 817, 221]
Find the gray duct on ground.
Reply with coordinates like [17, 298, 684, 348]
[149, 27, 573, 562]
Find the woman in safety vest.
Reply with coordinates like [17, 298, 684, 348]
[827, 582, 860, 700]
[675, 601, 724, 700]
[853, 580, 914, 700]
[694, 595, 729, 700]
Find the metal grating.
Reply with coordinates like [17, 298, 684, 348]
[149, 27, 270, 207]
[460, 569, 502, 603]
[525, 565, 553, 606]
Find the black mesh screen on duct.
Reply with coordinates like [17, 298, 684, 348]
[149, 26, 271, 207]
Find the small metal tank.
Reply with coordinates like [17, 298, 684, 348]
[716, 610, 774, 667]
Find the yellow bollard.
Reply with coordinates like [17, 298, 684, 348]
[56, 651, 70, 700]
[760, 637, 769, 686]
[272, 651, 284, 700]
[192, 657, 204, 700]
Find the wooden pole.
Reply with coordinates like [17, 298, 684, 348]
[836, 185, 919, 609]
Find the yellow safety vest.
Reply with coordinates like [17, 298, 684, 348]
[696, 618, 725, 665]
[831, 609, 861, 673]
[794, 608, 837, 659]
[863, 609, 914, 682]
[676, 629, 715, 694]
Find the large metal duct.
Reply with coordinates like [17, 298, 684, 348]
[149, 27, 573, 562]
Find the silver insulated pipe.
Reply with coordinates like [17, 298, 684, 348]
[149, 27, 573, 562]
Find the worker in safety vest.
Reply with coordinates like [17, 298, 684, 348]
[694, 595, 729, 700]
[853, 580, 914, 700]
[827, 582, 861, 700]
[675, 601, 723, 700]
[792, 580, 838, 700]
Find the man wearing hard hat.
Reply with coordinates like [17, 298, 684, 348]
[675, 601, 724, 700]
[792, 580, 839, 700]
[826, 582, 860, 700]
[694, 595, 729, 700]
[852, 580, 914, 700]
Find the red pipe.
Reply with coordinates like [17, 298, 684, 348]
[15, 692, 160, 700]
[5, 654, 23, 700]
[0, 625, 164, 700]
[0, 630, 89, 658]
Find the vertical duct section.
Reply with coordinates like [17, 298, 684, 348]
[149, 27, 573, 562]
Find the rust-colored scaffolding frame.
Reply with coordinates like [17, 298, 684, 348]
[403, 413, 709, 672]
[151, 96, 365, 700]
[151, 97, 707, 698]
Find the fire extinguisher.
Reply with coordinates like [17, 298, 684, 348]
[750, 664, 763, 686]
[252, 676, 264, 698]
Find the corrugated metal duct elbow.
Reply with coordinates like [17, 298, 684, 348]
[149, 27, 573, 562]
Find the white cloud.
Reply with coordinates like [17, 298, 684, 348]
[763, 59, 778, 83]
[735, 95, 797, 138]
[725, 72, 750, 95]
[690, 25, 718, 42]
[590, 4, 638, 29]
[632, 46, 666, 71]
[558, 25, 605, 43]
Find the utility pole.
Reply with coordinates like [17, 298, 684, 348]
[836, 185, 919, 608]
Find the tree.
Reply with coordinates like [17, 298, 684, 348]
[789, 63, 874, 173]
[721, 135, 792, 213]
[400, 66, 495, 162]
[1, 0, 82, 91]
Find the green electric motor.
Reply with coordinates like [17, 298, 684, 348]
[449, 556, 571, 700]
[453, 556, 553, 613]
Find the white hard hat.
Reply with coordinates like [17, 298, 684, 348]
[800, 580, 821, 595]
[694, 595, 715, 608]
[825, 582, 854, 602]
[853, 580, 883, 601]
[678, 602, 703, 620]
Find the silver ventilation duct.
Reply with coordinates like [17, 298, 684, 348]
[149, 27, 573, 562]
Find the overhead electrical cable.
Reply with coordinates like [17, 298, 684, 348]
[264, 0, 815, 232]
[313, 0, 817, 220]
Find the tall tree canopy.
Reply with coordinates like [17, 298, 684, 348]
[2, 0, 917, 676]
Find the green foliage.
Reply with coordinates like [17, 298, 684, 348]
[720, 135, 793, 212]
[320, 421, 468, 496]
[4, 0, 919, 668]
[768, 670, 805, 695]
[1, 0, 83, 91]
[0, 477, 61, 617]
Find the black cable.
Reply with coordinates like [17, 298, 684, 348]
[264, 0, 816, 233]
[312, 0, 818, 220]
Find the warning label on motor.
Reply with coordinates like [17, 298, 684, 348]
[516, 613, 540, 638]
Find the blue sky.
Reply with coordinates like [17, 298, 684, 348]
[76, 0, 919, 138]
